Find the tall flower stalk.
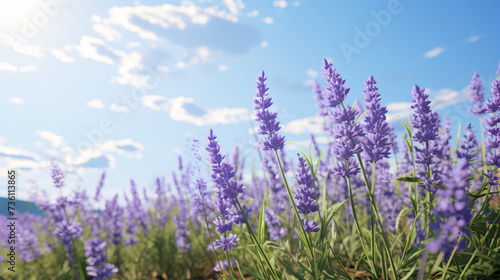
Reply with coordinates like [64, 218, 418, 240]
[253, 70, 317, 265]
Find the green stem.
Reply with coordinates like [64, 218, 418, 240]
[201, 203, 226, 278]
[274, 151, 315, 259]
[234, 198, 279, 280]
[356, 154, 399, 280]
[327, 241, 353, 280]
[225, 250, 236, 280]
[459, 212, 500, 279]
[441, 237, 462, 280]
[345, 159, 378, 279]
[371, 162, 378, 278]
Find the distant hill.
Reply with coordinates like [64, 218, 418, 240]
[0, 197, 45, 217]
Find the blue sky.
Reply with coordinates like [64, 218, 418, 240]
[0, 0, 499, 204]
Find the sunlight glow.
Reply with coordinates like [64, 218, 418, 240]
[0, 0, 39, 30]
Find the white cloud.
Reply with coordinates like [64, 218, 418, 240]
[51, 49, 75, 63]
[303, 68, 319, 87]
[0, 33, 44, 58]
[0, 62, 18, 72]
[424, 47, 444, 58]
[273, 1, 288, 8]
[247, 10, 259, 17]
[110, 103, 129, 113]
[0, 145, 40, 161]
[36, 130, 66, 148]
[386, 102, 412, 112]
[126, 41, 141, 48]
[223, 0, 245, 15]
[0, 62, 35, 73]
[218, 64, 228, 71]
[306, 68, 318, 78]
[429, 86, 468, 110]
[142, 95, 249, 126]
[93, 23, 122, 41]
[68, 36, 148, 87]
[193, 46, 210, 63]
[98, 139, 144, 158]
[112, 51, 148, 87]
[177, 61, 186, 68]
[69, 36, 116, 65]
[104, 3, 239, 41]
[19, 65, 36, 73]
[262, 17, 274, 25]
[9, 97, 24, 105]
[467, 35, 480, 43]
[282, 116, 324, 134]
[261, 41, 269, 48]
[86, 99, 105, 109]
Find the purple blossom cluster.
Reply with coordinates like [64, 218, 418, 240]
[428, 160, 473, 259]
[254, 71, 286, 151]
[484, 79, 500, 167]
[85, 237, 118, 280]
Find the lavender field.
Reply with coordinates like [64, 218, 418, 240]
[1, 58, 499, 279]
[1, 1, 500, 280]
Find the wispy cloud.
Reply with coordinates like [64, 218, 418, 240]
[262, 17, 274, 25]
[142, 95, 249, 126]
[247, 10, 259, 17]
[282, 116, 324, 134]
[9, 97, 24, 105]
[36, 130, 66, 148]
[467, 35, 481, 43]
[273, 1, 288, 9]
[86, 99, 105, 109]
[51, 49, 75, 63]
[0, 62, 36, 73]
[424, 47, 444, 58]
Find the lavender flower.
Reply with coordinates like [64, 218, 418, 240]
[411, 84, 440, 144]
[207, 129, 249, 252]
[483, 79, 500, 167]
[295, 154, 313, 188]
[85, 237, 118, 280]
[50, 160, 65, 189]
[213, 259, 237, 272]
[265, 209, 287, 240]
[329, 105, 365, 177]
[294, 154, 318, 215]
[102, 194, 124, 245]
[207, 130, 245, 200]
[53, 218, 83, 250]
[94, 172, 105, 202]
[321, 59, 349, 108]
[18, 213, 48, 262]
[468, 72, 486, 115]
[312, 80, 327, 117]
[302, 219, 320, 233]
[254, 71, 286, 151]
[388, 125, 399, 156]
[456, 123, 479, 163]
[214, 217, 233, 233]
[428, 159, 473, 259]
[361, 75, 391, 163]
[213, 233, 239, 252]
[190, 139, 210, 216]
